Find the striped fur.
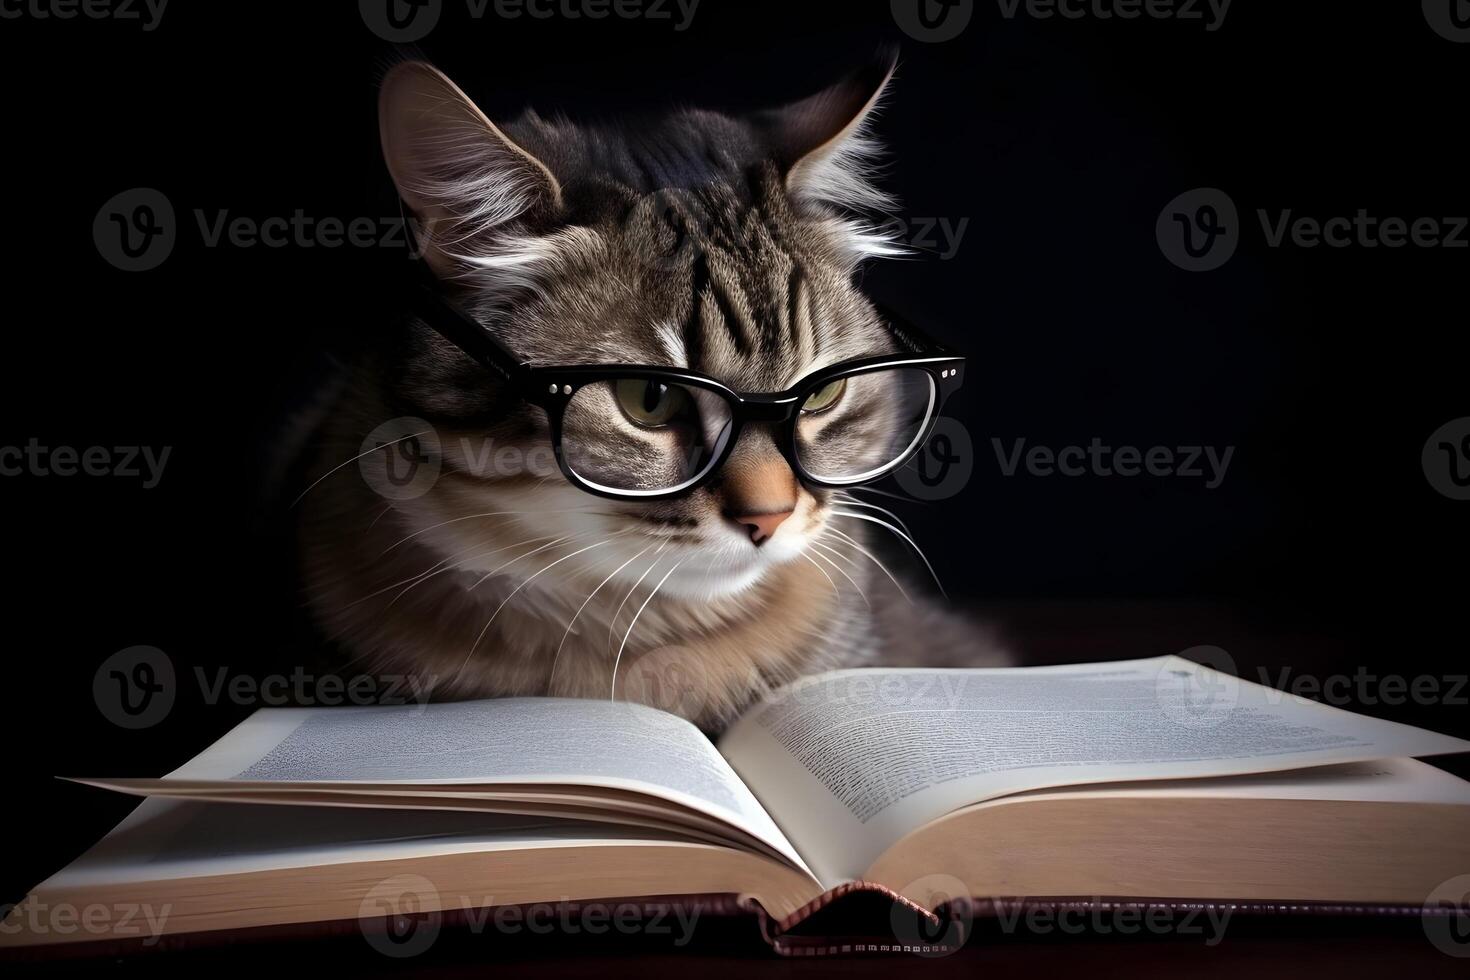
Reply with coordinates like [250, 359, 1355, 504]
[298, 58, 1006, 730]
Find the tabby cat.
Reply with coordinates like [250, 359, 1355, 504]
[297, 53, 1007, 731]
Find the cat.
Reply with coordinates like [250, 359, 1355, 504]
[296, 53, 1009, 731]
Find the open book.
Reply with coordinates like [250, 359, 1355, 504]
[5, 656, 1469, 953]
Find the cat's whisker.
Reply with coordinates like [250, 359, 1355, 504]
[454, 536, 622, 690]
[847, 485, 926, 505]
[807, 543, 871, 609]
[383, 545, 512, 609]
[337, 533, 589, 671]
[344, 534, 556, 612]
[695, 560, 719, 603]
[366, 504, 394, 532]
[324, 541, 498, 613]
[289, 431, 430, 509]
[832, 510, 946, 599]
[833, 495, 917, 541]
[467, 534, 580, 593]
[376, 508, 605, 557]
[808, 537, 858, 568]
[366, 522, 605, 611]
[610, 557, 687, 703]
[801, 553, 842, 604]
[824, 525, 912, 603]
[607, 543, 669, 655]
[376, 511, 525, 556]
[548, 542, 657, 696]
[376, 540, 526, 608]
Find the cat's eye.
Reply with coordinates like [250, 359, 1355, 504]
[615, 379, 692, 427]
[801, 378, 847, 415]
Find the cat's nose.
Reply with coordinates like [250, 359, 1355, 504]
[729, 509, 795, 546]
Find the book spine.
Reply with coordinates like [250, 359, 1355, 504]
[968, 897, 1454, 919]
[748, 887, 1462, 958]
[747, 881, 960, 957]
[768, 880, 940, 933]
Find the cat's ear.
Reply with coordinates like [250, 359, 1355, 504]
[761, 49, 899, 213]
[379, 61, 563, 280]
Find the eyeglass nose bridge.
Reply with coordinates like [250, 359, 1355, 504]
[736, 393, 802, 424]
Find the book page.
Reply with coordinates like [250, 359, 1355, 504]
[81, 697, 807, 875]
[999, 757, 1470, 805]
[718, 656, 1470, 886]
[36, 798, 672, 890]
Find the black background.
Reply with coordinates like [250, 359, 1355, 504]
[1, 0, 1466, 934]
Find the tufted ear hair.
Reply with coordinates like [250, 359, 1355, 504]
[758, 48, 899, 214]
[379, 60, 564, 284]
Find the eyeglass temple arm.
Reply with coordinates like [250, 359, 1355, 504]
[405, 282, 531, 387]
[872, 303, 958, 357]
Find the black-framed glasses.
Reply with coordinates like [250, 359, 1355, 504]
[409, 282, 965, 501]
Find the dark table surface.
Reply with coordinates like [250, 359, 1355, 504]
[10, 909, 1469, 978]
